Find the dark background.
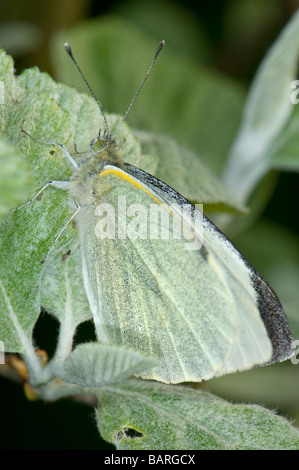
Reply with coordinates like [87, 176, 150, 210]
[0, 0, 298, 450]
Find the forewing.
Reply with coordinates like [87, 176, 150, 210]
[75, 165, 274, 383]
[129, 164, 294, 365]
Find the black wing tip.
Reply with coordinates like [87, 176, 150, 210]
[252, 272, 294, 363]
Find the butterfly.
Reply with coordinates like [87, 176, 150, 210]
[21, 41, 294, 384]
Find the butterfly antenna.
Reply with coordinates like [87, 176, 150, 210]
[111, 40, 165, 139]
[64, 42, 110, 137]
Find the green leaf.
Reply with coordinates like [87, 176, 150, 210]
[52, 343, 159, 387]
[223, 11, 299, 203]
[39, 240, 92, 362]
[0, 47, 20, 127]
[97, 379, 299, 450]
[135, 130, 246, 212]
[0, 54, 74, 356]
[0, 136, 32, 218]
[0, 49, 32, 218]
[268, 105, 299, 171]
[40, 241, 91, 328]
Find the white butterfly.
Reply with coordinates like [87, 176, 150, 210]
[22, 42, 294, 384]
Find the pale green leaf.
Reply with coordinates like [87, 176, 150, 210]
[135, 130, 246, 212]
[223, 11, 299, 203]
[0, 136, 32, 217]
[39, 240, 92, 362]
[0, 53, 74, 354]
[267, 105, 299, 171]
[0, 48, 20, 128]
[40, 241, 92, 327]
[52, 343, 159, 387]
[97, 379, 299, 450]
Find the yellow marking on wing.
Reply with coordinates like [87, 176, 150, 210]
[100, 167, 198, 240]
[100, 168, 166, 206]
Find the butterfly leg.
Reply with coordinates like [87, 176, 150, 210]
[12, 180, 70, 211]
[22, 129, 79, 169]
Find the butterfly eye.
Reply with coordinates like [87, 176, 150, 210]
[91, 137, 107, 154]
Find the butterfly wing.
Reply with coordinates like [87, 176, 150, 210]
[76, 164, 292, 383]
[131, 165, 294, 364]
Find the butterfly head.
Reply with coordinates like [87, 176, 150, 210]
[91, 128, 114, 155]
[65, 41, 165, 158]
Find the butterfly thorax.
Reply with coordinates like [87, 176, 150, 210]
[68, 140, 123, 206]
